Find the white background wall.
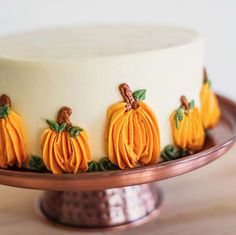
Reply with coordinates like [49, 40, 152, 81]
[0, 0, 235, 99]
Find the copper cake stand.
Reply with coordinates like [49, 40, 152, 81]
[0, 95, 235, 231]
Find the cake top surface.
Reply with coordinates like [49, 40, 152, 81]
[0, 25, 200, 60]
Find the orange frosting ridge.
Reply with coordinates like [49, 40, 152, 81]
[0, 111, 27, 168]
[200, 69, 221, 129]
[41, 107, 92, 174]
[105, 84, 160, 169]
[41, 129, 91, 174]
[0, 105, 27, 168]
[170, 96, 205, 151]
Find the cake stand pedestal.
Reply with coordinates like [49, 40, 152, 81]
[39, 183, 162, 230]
[0, 95, 235, 231]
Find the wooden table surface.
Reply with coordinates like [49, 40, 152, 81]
[0, 145, 235, 235]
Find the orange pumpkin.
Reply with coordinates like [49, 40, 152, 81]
[170, 96, 205, 151]
[0, 94, 27, 168]
[41, 107, 92, 174]
[105, 83, 161, 169]
[200, 68, 221, 129]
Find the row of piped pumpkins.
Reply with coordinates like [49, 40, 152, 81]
[0, 68, 220, 174]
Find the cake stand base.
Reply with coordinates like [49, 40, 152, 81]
[37, 183, 163, 231]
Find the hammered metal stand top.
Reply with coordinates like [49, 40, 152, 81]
[35, 184, 163, 231]
[39, 184, 162, 229]
[0, 95, 235, 191]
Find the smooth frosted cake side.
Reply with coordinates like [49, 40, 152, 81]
[0, 26, 210, 172]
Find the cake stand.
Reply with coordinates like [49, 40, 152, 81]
[0, 95, 235, 232]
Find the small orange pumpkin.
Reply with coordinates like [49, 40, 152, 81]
[0, 94, 27, 168]
[105, 83, 161, 169]
[170, 96, 205, 151]
[200, 68, 221, 129]
[41, 106, 92, 174]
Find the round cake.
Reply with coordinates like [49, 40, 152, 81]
[0, 26, 220, 173]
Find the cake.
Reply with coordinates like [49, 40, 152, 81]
[0, 26, 220, 173]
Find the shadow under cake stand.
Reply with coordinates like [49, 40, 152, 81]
[0, 94, 235, 232]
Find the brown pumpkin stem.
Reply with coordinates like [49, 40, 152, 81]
[180, 96, 189, 110]
[57, 106, 72, 127]
[0, 94, 11, 107]
[119, 83, 139, 111]
[203, 67, 208, 83]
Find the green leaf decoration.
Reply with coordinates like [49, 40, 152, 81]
[0, 105, 10, 119]
[58, 123, 67, 132]
[68, 126, 84, 138]
[99, 157, 120, 171]
[189, 100, 195, 109]
[165, 145, 180, 158]
[133, 89, 146, 101]
[108, 162, 120, 170]
[88, 161, 100, 172]
[98, 157, 109, 171]
[175, 108, 184, 129]
[29, 155, 47, 172]
[161, 145, 191, 162]
[161, 151, 171, 161]
[46, 119, 59, 131]
[180, 148, 189, 157]
[161, 145, 180, 161]
[87, 157, 120, 172]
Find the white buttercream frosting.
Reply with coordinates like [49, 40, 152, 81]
[0, 25, 203, 160]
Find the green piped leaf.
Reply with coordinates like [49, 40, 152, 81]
[175, 99, 195, 128]
[68, 126, 84, 138]
[58, 123, 67, 132]
[164, 145, 180, 158]
[29, 155, 47, 172]
[175, 108, 184, 129]
[161, 151, 171, 161]
[98, 157, 109, 171]
[46, 119, 59, 131]
[180, 148, 189, 157]
[107, 162, 120, 170]
[161, 145, 191, 162]
[88, 161, 100, 172]
[99, 157, 120, 171]
[189, 100, 195, 109]
[46, 120, 67, 132]
[133, 89, 146, 101]
[87, 157, 120, 172]
[161, 145, 180, 161]
[0, 105, 10, 119]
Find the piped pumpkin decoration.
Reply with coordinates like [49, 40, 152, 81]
[200, 68, 221, 129]
[0, 94, 27, 168]
[170, 96, 205, 151]
[105, 83, 161, 169]
[41, 106, 92, 174]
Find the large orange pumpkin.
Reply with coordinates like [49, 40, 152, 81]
[200, 68, 221, 129]
[0, 94, 27, 168]
[105, 83, 161, 169]
[41, 106, 92, 174]
[170, 96, 205, 151]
